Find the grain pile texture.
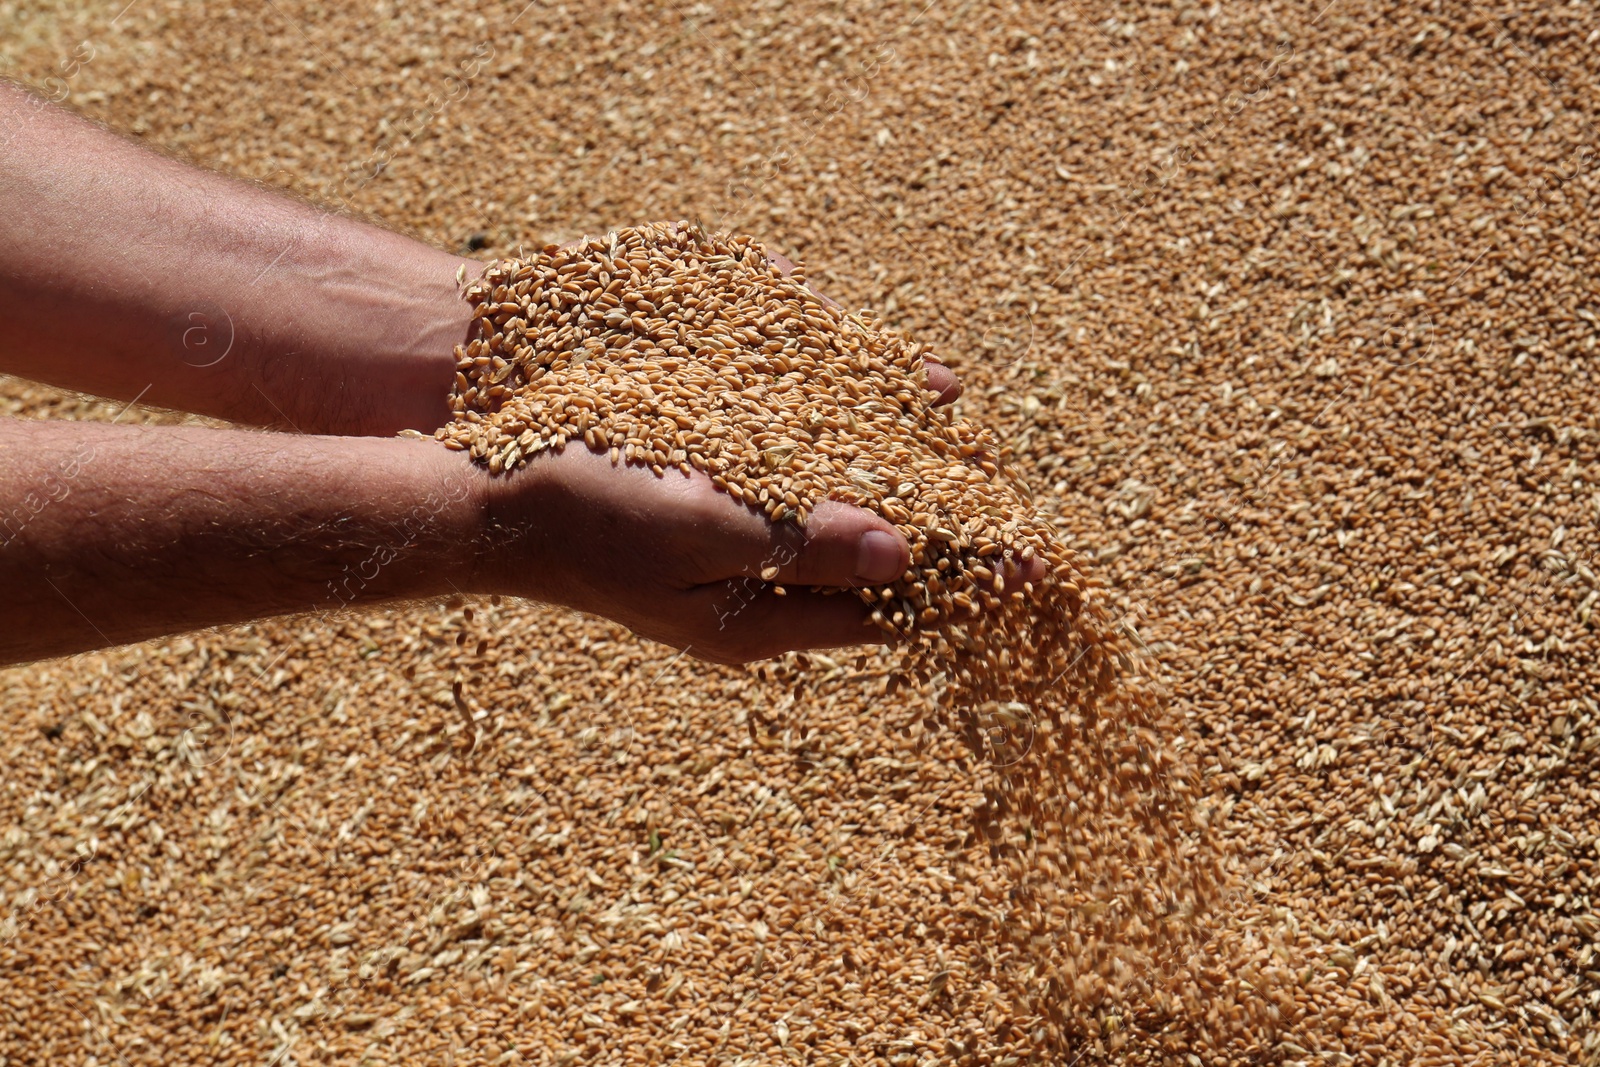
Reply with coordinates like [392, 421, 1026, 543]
[2, 0, 1598, 1064]
[440, 221, 1291, 1054]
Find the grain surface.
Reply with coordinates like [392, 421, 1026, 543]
[2, 0, 1597, 1063]
[441, 221, 1283, 1054]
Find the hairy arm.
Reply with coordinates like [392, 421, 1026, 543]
[0, 418, 923, 667]
[0, 78, 475, 436]
[0, 418, 485, 665]
[0, 81, 975, 667]
[0, 81, 961, 434]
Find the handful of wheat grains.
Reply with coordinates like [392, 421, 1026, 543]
[436, 222, 1293, 1052]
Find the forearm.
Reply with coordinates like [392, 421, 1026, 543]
[0, 419, 486, 665]
[0, 79, 476, 436]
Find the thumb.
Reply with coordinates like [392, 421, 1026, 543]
[767, 500, 908, 588]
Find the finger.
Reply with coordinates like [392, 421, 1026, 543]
[681, 463, 909, 589]
[733, 494, 1049, 596]
[687, 582, 887, 663]
[659, 469, 903, 591]
[990, 552, 1049, 590]
[698, 469, 1044, 594]
[763, 500, 909, 588]
[924, 358, 962, 405]
[559, 434, 1035, 598]
[765, 493, 1048, 596]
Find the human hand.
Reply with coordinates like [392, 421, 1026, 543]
[476, 445, 914, 663]
[469, 366, 1046, 664]
[458, 234, 1010, 664]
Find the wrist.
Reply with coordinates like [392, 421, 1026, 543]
[313, 244, 481, 437]
[393, 437, 497, 599]
[464, 446, 570, 604]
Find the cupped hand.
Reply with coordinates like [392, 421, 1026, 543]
[478, 444, 913, 664]
[477, 444, 1050, 666]
[468, 238, 1012, 665]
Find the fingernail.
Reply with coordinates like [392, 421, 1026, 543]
[855, 530, 903, 583]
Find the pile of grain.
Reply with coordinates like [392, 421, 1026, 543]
[436, 222, 1369, 1057]
[3, 0, 1597, 1063]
